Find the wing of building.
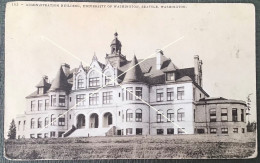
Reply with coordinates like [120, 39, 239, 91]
[16, 33, 247, 139]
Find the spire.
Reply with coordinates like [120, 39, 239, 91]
[49, 66, 70, 92]
[123, 55, 144, 83]
[110, 32, 122, 55]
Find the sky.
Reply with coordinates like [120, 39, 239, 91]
[4, 2, 256, 136]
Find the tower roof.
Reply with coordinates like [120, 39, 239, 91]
[49, 67, 70, 92]
[122, 55, 144, 83]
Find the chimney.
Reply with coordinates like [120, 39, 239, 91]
[43, 75, 48, 83]
[198, 60, 203, 86]
[194, 55, 199, 84]
[156, 49, 164, 70]
[61, 63, 70, 77]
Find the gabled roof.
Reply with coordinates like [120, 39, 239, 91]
[122, 55, 144, 83]
[49, 67, 71, 92]
[35, 78, 51, 88]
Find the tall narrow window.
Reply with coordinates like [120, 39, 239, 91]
[59, 95, 66, 107]
[167, 88, 174, 101]
[38, 100, 43, 111]
[58, 114, 65, 126]
[31, 118, 35, 129]
[51, 95, 56, 107]
[45, 117, 49, 127]
[45, 99, 49, 110]
[105, 72, 112, 85]
[156, 89, 163, 102]
[103, 92, 113, 104]
[77, 75, 84, 89]
[89, 93, 99, 105]
[135, 87, 142, 100]
[232, 108, 238, 122]
[51, 114, 55, 126]
[126, 109, 133, 122]
[177, 87, 184, 100]
[89, 71, 100, 87]
[23, 120, 26, 131]
[221, 108, 228, 121]
[38, 118, 42, 128]
[126, 87, 133, 100]
[18, 121, 21, 131]
[166, 72, 175, 81]
[167, 109, 174, 122]
[157, 110, 163, 123]
[135, 109, 142, 122]
[177, 108, 185, 121]
[31, 101, 35, 111]
[209, 109, 216, 122]
[241, 109, 244, 122]
[76, 94, 86, 106]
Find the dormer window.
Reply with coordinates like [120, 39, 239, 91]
[166, 72, 175, 81]
[77, 75, 84, 89]
[89, 71, 100, 87]
[38, 87, 44, 94]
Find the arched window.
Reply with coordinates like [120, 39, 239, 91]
[135, 109, 142, 122]
[105, 71, 112, 85]
[167, 109, 174, 122]
[45, 117, 49, 127]
[77, 75, 84, 89]
[51, 114, 55, 126]
[38, 118, 42, 128]
[58, 114, 65, 126]
[23, 120, 26, 131]
[126, 109, 133, 122]
[157, 110, 163, 123]
[89, 71, 100, 87]
[31, 118, 35, 129]
[177, 108, 185, 121]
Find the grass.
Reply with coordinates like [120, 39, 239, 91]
[4, 133, 257, 159]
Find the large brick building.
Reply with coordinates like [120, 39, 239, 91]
[16, 33, 247, 138]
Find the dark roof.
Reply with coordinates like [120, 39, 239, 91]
[35, 78, 51, 88]
[122, 55, 144, 83]
[49, 67, 71, 92]
[26, 90, 48, 98]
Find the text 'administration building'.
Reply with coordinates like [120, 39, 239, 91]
[16, 33, 247, 138]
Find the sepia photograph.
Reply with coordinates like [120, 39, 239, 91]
[4, 1, 257, 159]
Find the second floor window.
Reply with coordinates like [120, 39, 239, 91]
[31, 118, 35, 129]
[167, 88, 174, 101]
[156, 89, 163, 102]
[232, 108, 238, 122]
[89, 77, 100, 87]
[177, 87, 184, 100]
[126, 87, 133, 100]
[51, 114, 56, 126]
[209, 109, 216, 122]
[77, 75, 84, 89]
[135, 87, 142, 100]
[51, 95, 56, 107]
[38, 100, 43, 111]
[76, 94, 86, 106]
[105, 72, 112, 85]
[157, 110, 163, 122]
[221, 108, 228, 121]
[135, 109, 142, 122]
[58, 114, 65, 126]
[103, 92, 113, 104]
[45, 117, 49, 126]
[177, 108, 185, 121]
[59, 95, 66, 107]
[31, 101, 36, 111]
[38, 118, 42, 128]
[89, 93, 99, 105]
[45, 99, 49, 110]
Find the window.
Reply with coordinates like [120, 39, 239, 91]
[89, 77, 100, 87]
[136, 128, 142, 135]
[38, 118, 42, 128]
[122, 88, 124, 101]
[58, 132, 65, 137]
[76, 94, 86, 106]
[30, 134, 35, 138]
[126, 128, 133, 135]
[135, 87, 142, 100]
[177, 108, 185, 121]
[157, 110, 163, 123]
[167, 128, 174, 134]
[241, 109, 244, 122]
[178, 128, 185, 134]
[103, 92, 113, 104]
[59, 95, 66, 107]
[209, 109, 216, 122]
[18, 121, 21, 131]
[38, 100, 43, 111]
[135, 109, 142, 122]
[23, 121, 26, 131]
[177, 87, 184, 100]
[166, 72, 175, 81]
[157, 129, 164, 135]
[89, 93, 99, 105]
[45, 99, 49, 110]
[232, 108, 238, 122]
[210, 128, 217, 134]
[58, 114, 65, 126]
[221, 108, 228, 121]
[197, 129, 205, 134]
[44, 133, 48, 138]
[51, 95, 56, 106]
[126, 109, 133, 122]
[77, 75, 84, 89]
[221, 128, 228, 134]
[126, 87, 133, 100]
[156, 89, 164, 102]
[38, 87, 44, 94]
[167, 88, 174, 101]
[37, 133, 42, 138]
[233, 128, 238, 133]
[50, 131, 56, 138]
[31, 101, 36, 111]
[51, 114, 55, 126]
[242, 128, 245, 133]
[31, 118, 35, 129]
[105, 72, 112, 85]
[167, 109, 174, 122]
[45, 117, 49, 127]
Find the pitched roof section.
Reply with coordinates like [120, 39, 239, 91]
[122, 55, 144, 83]
[36, 77, 51, 88]
[49, 67, 71, 92]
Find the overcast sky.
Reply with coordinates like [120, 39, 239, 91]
[5, 2, 256, 135]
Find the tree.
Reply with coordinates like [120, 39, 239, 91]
[7, 119, 16, 139]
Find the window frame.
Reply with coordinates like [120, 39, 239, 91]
[167, 88, 174, 101]
[177, 87, 184, 100]
[135, 109, 142, 122]
[156, 89, 164, 102]
[89, 93, 99, 105]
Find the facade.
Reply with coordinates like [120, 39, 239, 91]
[16, 33, 247, 139]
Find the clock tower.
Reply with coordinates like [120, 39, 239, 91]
[105, 32, 127, 68]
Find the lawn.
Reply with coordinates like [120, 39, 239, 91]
[4, 133, 257, 159]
